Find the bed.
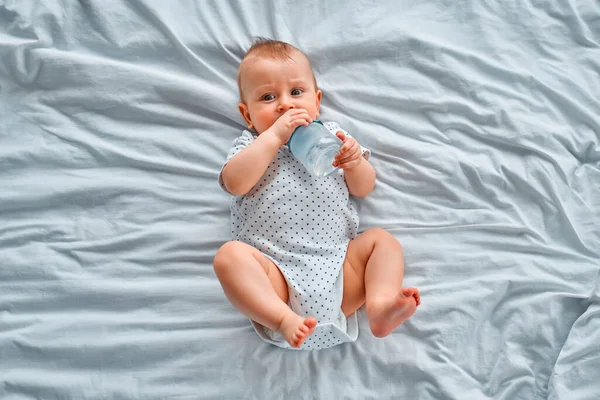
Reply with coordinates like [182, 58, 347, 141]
[1, 0, 599, 399]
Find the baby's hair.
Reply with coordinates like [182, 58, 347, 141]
[237, 37, 318, 101]
[243, 37, 297, 61]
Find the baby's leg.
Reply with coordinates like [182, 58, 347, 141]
[213, 241, 316, 348]
[341, 228, 420, 338]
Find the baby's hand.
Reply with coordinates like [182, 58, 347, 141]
[333, 131, 362, 170]
[269, 109, 312, 145]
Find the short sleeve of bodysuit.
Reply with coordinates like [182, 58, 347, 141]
[218, 130, 255, 194]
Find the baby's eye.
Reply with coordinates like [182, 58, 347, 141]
[291, 89, 303, 96]
[261, 94, 275, 101]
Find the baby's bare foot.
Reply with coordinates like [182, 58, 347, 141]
[367, 287, 420, 338]
[403, 287, 421, 306]
[277, 313, 317, 348]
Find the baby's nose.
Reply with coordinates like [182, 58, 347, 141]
[277, 99, 295, 112]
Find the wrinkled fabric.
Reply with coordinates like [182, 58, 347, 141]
[0, 0, 598, 399]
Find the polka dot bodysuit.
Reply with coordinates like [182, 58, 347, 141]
[219, 121, 370, 350]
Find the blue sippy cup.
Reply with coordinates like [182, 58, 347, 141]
[287, 120, 343, 177]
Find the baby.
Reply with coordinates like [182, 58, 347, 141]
[214, 38, 420, 350]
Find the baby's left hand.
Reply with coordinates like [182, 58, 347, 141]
[333, 131, 362, 170]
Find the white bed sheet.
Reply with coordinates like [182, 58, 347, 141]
[1, 1, 599, 399]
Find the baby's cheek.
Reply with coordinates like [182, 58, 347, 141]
[257, 110, 277, 129]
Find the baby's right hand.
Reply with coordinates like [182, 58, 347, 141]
[268, 109, 312, 145]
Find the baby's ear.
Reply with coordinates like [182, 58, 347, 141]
[238, 103, 253, 129]
[315, 90, 322, 117]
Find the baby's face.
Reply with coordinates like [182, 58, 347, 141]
[238, 51, 322, 134]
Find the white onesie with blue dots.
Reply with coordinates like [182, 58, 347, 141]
[219, 121, 370, 350]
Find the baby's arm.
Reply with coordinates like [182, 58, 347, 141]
[333, 131, 376, 198]
[221, 132, 281, 196]
[344, 157, 376, 198]
[222, 109, 313, 196]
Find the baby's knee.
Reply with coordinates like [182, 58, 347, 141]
[368, 228, 402, 249]
[213, 241, 243, 272]
[367, 227, 391, 240]
[368, 227, 388, 237]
